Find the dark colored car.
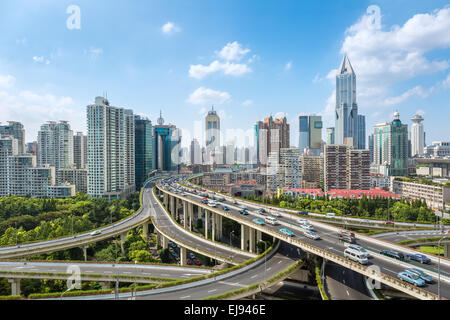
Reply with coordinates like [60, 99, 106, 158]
[406, 253, 431, 264]
[298, 211, 308, 215]
[239, 209, 249, 215]
[186, 259, 193, 265]
[194, 259, 201, 266]
[257, 208, 266, 214]
[384, 221, 395, 225]
[222, 205, 230, 211]
[201, 198, 208, 204]
[380, 250, 405, 261]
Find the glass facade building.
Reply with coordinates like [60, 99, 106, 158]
[134, 115, 153, 190]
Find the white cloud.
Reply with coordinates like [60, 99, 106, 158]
[241, 99, 253, 107]
[189, 60, 251, 79]
[33, 56, 45, 63]
[443, 74, 450, 88]
[285, 61, 292, 71]
[16, 37, 27, 45]
[383, 86, 429, 106]
[0, 75, 15, 89]
[0, 78, 83, 140]
[189, 42, 253, 79]
[274, 112, 288, 119]
[187, 87, 231, 105]
[89, 47, 103, 59]
[217, 42, 250, 61]
[162, 22, 181, 35]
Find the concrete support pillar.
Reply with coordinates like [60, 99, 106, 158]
[82, 245, 88, 261]
[212, 212, 216, 242]
[241, 225, 249, 251]
[120, 232, 127, 255]
[8, 279, 21, 296]
[180, 246, 187, 266]
[164, 193, 168, 208]
[205, 210, 209, 239]
[249, 228, 256, 253]
[142, 223, 149, 240]
[445, 243, 450, 259]
[161, 235, 168, 249]
[188, 203, 193, 231]
[218, 214, 223, 239]
[156, 232, 161, 249]
[256, 230, 262, 243]
[183, 202, 187, 228]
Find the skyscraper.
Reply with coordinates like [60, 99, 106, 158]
[73, 132, 87, 169]
[411, 114, 425, 157]
[255, 115, 290, 168]
[334, 55, 365, 149]
[153, 111, 181, 172]
[299, 115, 323, 156]
[0, 121, 26, 155]
[190, 138, 201, 165]
[37, 121, 74, 172]
[87, 96, 135, 199]
[373, 111, 409, 177]
[326, 127, 335, 145]
[134, 115, 153, 190]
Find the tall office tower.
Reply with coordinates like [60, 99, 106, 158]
[190, 138, 202, 165]
[334, 55, 365, 149]
[298, 115, 323, 156]
[87, 96, 135, 199]
[255, 116, 290, 168]
[153, 111, 181, 172]
[0, 136, 19, 197]
[73, 132, 87, 169]
[0, 121, 26, 154]
[373, 111, 409, 177]
[226, 141, 235, 165]
[357, 114, 366, 149]
[368, 133, 374, 163]
[346, 149, 371, 190]
[26, 141, 38, 156]
[326, 127, 335, 145]
[279, 148, 301, 188]
[134, 115, 153, 190]
[411, 114, 425, 157]
[205, 106, 220, 149]
[37, 121, 74, 172]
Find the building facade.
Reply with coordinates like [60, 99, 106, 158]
[411, 114, 425, 158]
[73, 132, 87, 169]
[134, 115, 153, 190]
[0, 121, 25, 155]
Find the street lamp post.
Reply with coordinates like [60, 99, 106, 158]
[438, 235, 448, 300]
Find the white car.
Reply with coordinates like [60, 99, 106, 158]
[297, 218, 310, 226]
[345, 243, 371, 258]
[208, 201, 217, 207]
[270, 211, 281, 217]
[303, 230, 320, 240]
[300, 224, 315, 231]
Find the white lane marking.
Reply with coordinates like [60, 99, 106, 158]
[267, 267, 272, 271]
[207, 289, 217, 293]
[85, 271, 94, 273]
[218, 281, 245, 287]
[104, 271, 113, 274]
[346, 290, 350, 296]
[278, 261, 282, 264]
[251, 275, 258, 279]
[180, 295, 191, 299]
[123, 272, 131, 274]
[384, 268, 396, 274]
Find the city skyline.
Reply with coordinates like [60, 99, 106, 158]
[1, 1, 449, 149]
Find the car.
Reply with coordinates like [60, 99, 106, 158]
[279, 228, 294, 237]
[406, 253, 431, 264]
[300, 224, 315, 231]
[270, 211, 281, 217]
[304, 230, 320, 240]
[380, 250, 405, 261]
[240, 205, 248, 210]
[194, 259, 202, 266]
[345, 244, 370, 258]
[207, 201, 217, 207]
[405, 268, 433, 284]
[216, 197, 225, 202]
[397, 271, 425, 287]
[186, 259, 193, 265]
[256, 208, 266, 215]
[201, 198, 208, 204]
[297, 218, 309, 225]
[232, 200, 238, 204]
[344, 248, 368, 265]
[297, 211, 308, 215]
[384, 221, 395, 225]
[222, 205, 230, 211]
[239, 209, 249, 215]
[265, 217, 279, 226]
[90, 230, 102, 236]
[252, 218, 265, 225]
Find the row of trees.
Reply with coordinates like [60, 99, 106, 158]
[244, 194, 438, 223]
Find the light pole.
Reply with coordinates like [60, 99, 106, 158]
[438, 235, 448, 300]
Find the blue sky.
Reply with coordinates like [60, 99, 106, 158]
[0, 0, 449, 148]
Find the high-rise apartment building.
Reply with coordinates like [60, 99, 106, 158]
[0, 121, 25, 155]
[134, 115, 153, 190]
[87, 96, 135, 199]
[411, 114, 425, 157]
[190, 138, 202, 165]
[255, 115, 290, 168]
[326, 127, 335, 145]
[301, 154, 323, 189]
[73, 132, 87, 169]
[279, 148, 301, 189]
[372, 111, 409, 177]
[37, 121, 74, 172]
[334, 55, 365, 149]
